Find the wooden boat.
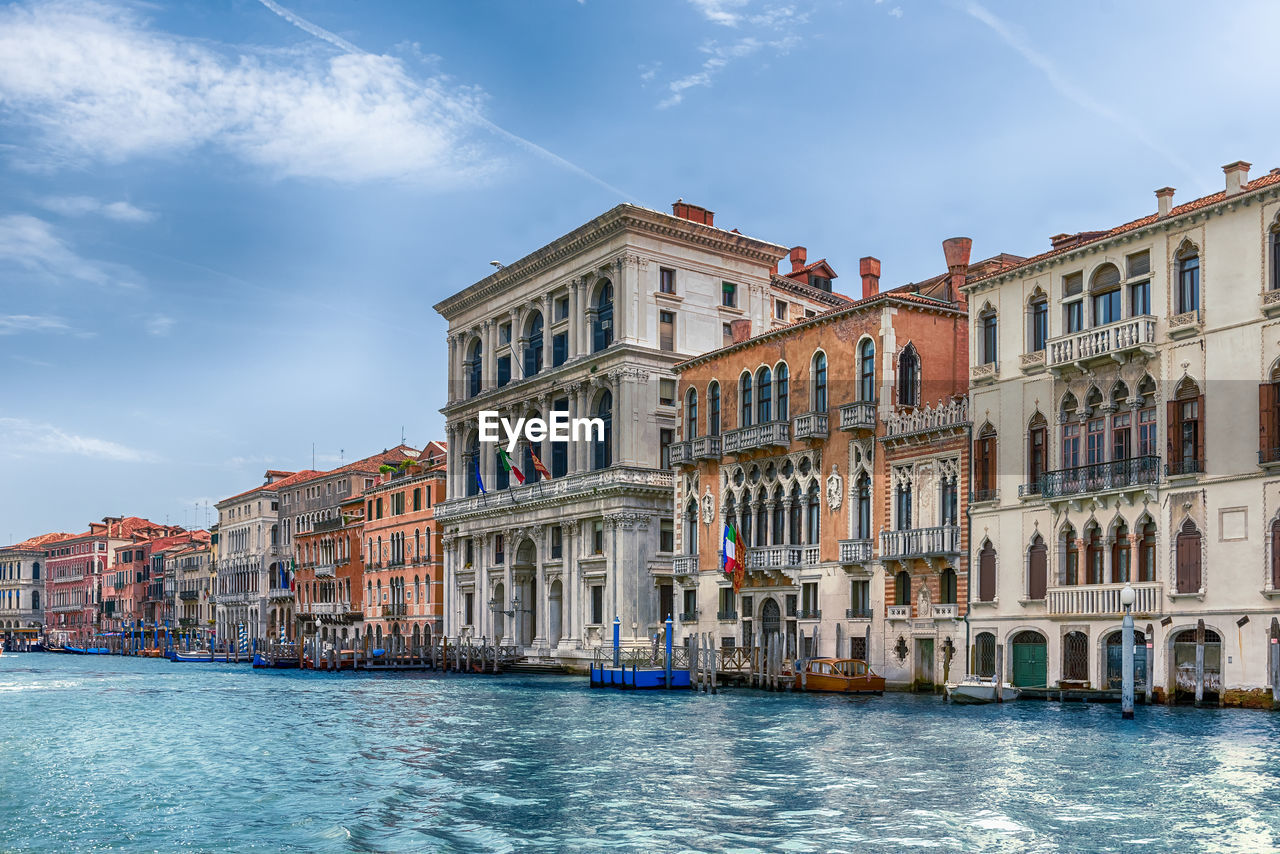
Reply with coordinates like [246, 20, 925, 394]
[252, 653, 299, 669]
[793, 658, 885, 694]
[170, 649, 215, 663]
[945, 677, 1021, 704]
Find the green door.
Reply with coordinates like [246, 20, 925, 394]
[1011, 634, 1047, 687]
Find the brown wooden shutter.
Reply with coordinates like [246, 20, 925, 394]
[979, 546, 995, 601]
[1260, 383, 1275, 459]
[1195, 393, 1205, 468]
[1166, 400, 1181, 466]
[989, 437, 998, 496]
[1028, 545, 1046, 600]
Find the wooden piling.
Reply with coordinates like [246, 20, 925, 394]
[1144, 622, 1154, 706]
[1195, 619, 1205, 708]
[1270, 618, 1280, 710]
[799, 630, 807, 692]
[995, 644, 1004, 703]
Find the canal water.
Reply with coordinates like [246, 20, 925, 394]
[2, 655, 1278, 853]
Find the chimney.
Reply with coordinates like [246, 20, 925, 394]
[789, 246, 807, 273]
[859, 256, 881, 298]
[1155, 187, 1175, 218]
[730, 318, 752, 344]
[1223, 160, 1251, 196]
[942, 237, 972, 303]
[671, 199, 715, 227]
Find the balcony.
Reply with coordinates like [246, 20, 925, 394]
[1020, 350, 1047, 375]
[179, 590, 199, 601]
[845, 607, 872, 620]
[716, 610, 739, 621]
[722, 421, 790, 455]
[838, 401, 877, 432]
[746, 545, 820, 572]
[971, 488, 999, 505]
[1261, 447, 1280, 469]
[1036, 456, 1160, 500]
[268, 586, 292, 601]
[178, 618, 197, 628]
[314, 517, 344, 533]
[797, 608, 821, 620]
[970, 362, 998, 385]
[314, 564, 335, 578]
[879, 526, 960, 561]
[437, 466, 674, 519]
[669, 436, 722, 468]
[1047, 315, 1156, 369]
[1166, 458, 1203, 478]
[1167, 310, 1201, 340]
[672, 555, 699, 578]
[382, 603, 408, 618]
[1046, 581, 1162, 617]
[932, 604, 959, 620]
[792, 412, 828, 441]
[678, 610, 699, 622]
[838, 539, 873, 565]
[887, 605, 910, 620]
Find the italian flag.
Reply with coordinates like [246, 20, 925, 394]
[723, 523, 743, 580]
[497, 447, 525, 484]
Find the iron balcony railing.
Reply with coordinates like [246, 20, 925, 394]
[838, 539, 873, 564]
[1166, 458, 1204, 477]
[797, 608, 821, 620]
[678, 610, 699, 622]
[382, 603, 408, 618]
[1047, 315, 1156, 366]
[792, 412, 829, 440]
[1036, 455, 1160, 499]
[716, 610, 739, 621]
[971, 488, 999, 503]
[838, 401, 877, 432]
[1261, 447, 1280, 466]
[722, 421, 790, 454]
[1018, 481, 1043, 498]
[845, 607, 872, 619]
[179, 590, 199, 601]
[879, 525, 960, 560]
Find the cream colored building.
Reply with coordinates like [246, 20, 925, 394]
[170, 542, 214, 638]
[963, 161, 1280, 704]
[434, 201, 844, 665]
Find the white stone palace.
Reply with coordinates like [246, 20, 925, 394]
[433, 201, 844, 664]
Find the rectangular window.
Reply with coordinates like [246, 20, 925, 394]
[683, 588, 697, 618]
[375, 498, 384, 519]
[590, 586, 604, 624]
[850, 580, 870, 616]
[1112, 413, 1131, 461]
[497, 355, 511, 387]
[1062, 423, 1080, 468]
[660, 267, 676, 294]
[465, 539, 474, 566]
[660, 428, 674, 468]
[592, 521, 604, 554]
[413, 488, 422, 511]
[659, 518, 674, 553]
[1086, 418, 1105, 464]
[659, 378, 676, 406]
[801, 582, 818, 616]
[464, 592, 474, 626]
[722, 323, 734, 346]
[499, 323, 511, 344]
[555, 296, 569, 320]
[1065, 300, 1083, 333]
[494, 534, 504, 565]
[1092, 289, 1121, 325]
[775, 299, 788, 320]
[718, 587, 734, 618]
[1127, 250, 1150, 279]
[1138, 407, 1157, 456]
[659, 310, 675, 351]
[1129, 280, 1150, 317]
[721, 282, 737, 308]
[552, 331, 568, 366]
[551, 526, 563, 559]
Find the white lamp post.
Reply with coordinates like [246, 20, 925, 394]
[1120, 583, 1136, 719]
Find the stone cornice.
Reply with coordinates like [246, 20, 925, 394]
[433, 204, 790, 320]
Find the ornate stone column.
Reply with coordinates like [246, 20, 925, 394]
[568, 279, 581, 359]
[533, 524, 548, 651]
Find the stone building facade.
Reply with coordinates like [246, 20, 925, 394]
[963, 161, 1280, 705]
[434, 202, 845, 664]
[0, 532, 68, 649]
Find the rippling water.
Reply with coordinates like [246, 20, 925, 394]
[2, 654, 1279, 852]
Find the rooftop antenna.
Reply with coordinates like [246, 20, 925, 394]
[312, 442, 315, 470]
[340, 448, 344, 464]
[401, 426, 406, 445]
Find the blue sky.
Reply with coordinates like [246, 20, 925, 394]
[2, 0, 1278, 540]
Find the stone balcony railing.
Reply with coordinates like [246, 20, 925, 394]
[437, 466, 674, 518]
[669, 435, 722, 468]
[1167, 309, 1201, 339]
[746, 545, 820, 571]
[1046, 581, 1162, 617]
[1020, 350, 1047, 374]
[887, 605, 911, 620]
[970, 362, 998, 385]
[268, 586, 292, 600]
[792, 412, 828, 440]
[722, 421, 790, 455]
[304, 601, 357, 617]
[883, 398, 969, 440]
[1047, 315, 1156, 367]
[838, 538, 873, 564]
[49, 602, 83, 613]
[838, 401, 877, 432]
[314, 564, 335, 578]
[932, 604, 959, 620]
[672, 555, 699, 577]
[879, 525, 960, 560]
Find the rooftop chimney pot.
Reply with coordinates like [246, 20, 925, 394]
[1223, 160, 1251, 196]
[859, 256, 881, 298]
[730, 318, 752, 344]
[1155, 187, 1176, 218]
[671, 200, 715, 227]
[942, 237, 972, 304]
[789, 246, 807, 273]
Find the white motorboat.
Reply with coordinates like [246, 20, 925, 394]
[945, 678, 1020, 704]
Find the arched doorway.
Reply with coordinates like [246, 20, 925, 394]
[1105, 629, 1147, 688]
[1009, 630, 1047, 687]
[1171, 627, 1221, 701]
[513, 540, 537, 648]
[548, 580, 563, 647]
[760, 598, 781, 641]
[492, 582, 506, 642]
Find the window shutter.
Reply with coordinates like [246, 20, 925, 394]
[1195, 393, 1206, 467]
[1260, 383, 1275, 458]
[1166, 400, 1181, 466]
[990, 438, 998, 496]
[979, 547, 995, 601]
[1028, 546, 1046, 600]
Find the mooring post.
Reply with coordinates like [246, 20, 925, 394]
[612, 616, 621, 668]
[1121, 584, 1135, 720]
[664, 616, 673, 689]
[1195, 619, 1205, 708]
[799, 630, 807, 692]
[995, 644, 1005, 703]
[691, 633, 700, 692]
[1145, 623, 1154, 706]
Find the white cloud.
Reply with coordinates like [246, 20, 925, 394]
[0, 314, 71, 335]
[0, 0, 496, 186]
[0, 213, 140, 289]
[690, 0, 750, 26]
[0, 416, 160, 463]
[38, 195, 155, 223]
[659, 37, 779, 109]
[145, 314, 174, 336]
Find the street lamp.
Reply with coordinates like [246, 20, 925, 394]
[1120, 583, 1136, 719]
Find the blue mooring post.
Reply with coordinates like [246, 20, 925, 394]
[164, 620, 171, 655]
[665, 615, 674, 689]
[612, 616, 621, 668]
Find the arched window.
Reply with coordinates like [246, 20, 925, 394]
[1271, 224, 1280, 292]
[1090, 263, 1122, 326]
[684, 388, 698, 439]
[1168, 377, 1203, 475]
[894, 570, 911, 606]
[974, 423, 997, 501]
[811, 351, 828, 412]
[684, 500, 698, 555]
[708, 382, 721, 437]
[771, 486, 784, 545]
[756, 366, 772, 423]
[522, 417, 541, 484]
[776, 363, 789, 421]
[980, 305, 998, 364]
[1112, 521, 1130, 583]
[467, 337, 483, 398]
[593, 280, 614, 352]
[524, 311, 544, 377]
[894, 479, 912, 531]
[1137, 520, 1156, 582]
[898, 344, 919, 407]
[1175, 519, 1202, 594]
[788, 484, 802, 545]
[854, 472, 871, 539]
[940, 567, 958, 604]
[806, 481, 820, 544]
[858, 339, 875, 401]
[31, 562, 39, 581]
[739, 372, 753, 428]
[978, 542, 996, 602]
[1027, 412, 1048, 493]
[1085, 525, 1103, 585]
[593, 391, 613, 470]
[1027, 535, 1047, 600]
[739, 494, 752, 546]
[31, 590, 40, 610]
[755, 494, 768, 548]
[1177, 248, 1200, 315]
[1271, 517, 1280, 590]
[465, 433, 481, 497]
[1028, 290, 1049, 352]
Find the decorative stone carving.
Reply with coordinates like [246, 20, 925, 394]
[701, 486, 716, 525]
[825, 464, 843, 511]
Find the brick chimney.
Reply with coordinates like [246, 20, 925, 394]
[942, 237, 972, 303]
[859, 256, 880, 298]
[671, 199, 715, 226]
[789, 246, 807, 273]
[730, 318, 752, 344]
[1155, 187, 1175, 218]
[1223, 161, 1251, 196]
